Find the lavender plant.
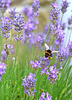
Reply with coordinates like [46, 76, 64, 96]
[0, 0, 72, 100]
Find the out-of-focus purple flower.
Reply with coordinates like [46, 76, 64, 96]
[1, 50, 7, 61]
[22, 6, 33, 17]
[46, 92, 52, 100]
[22, 73, 37, 96]
[24, 18, 34, 36]
[13, 13, 25, 33]
[68, 41, 72, 57]
[0, 0, 11, 13]
[61, 0, 69, 14]
[29, 33, 35, 48]
[2, 17, 12, 39]
[9, 7, 17, 21]
[3, 33, 10, 39]
[46, 64, 62, 83]
[39, 57, 50, 69]
[39, 56, 50, 75]
[1, 44, 15, 62]
[50, 3, 60, 23]
[22, 32, 31, 45]
[23, 16, 39, 43]
[44, 22, 65, 50]
[35, 35, 44, 50]
[55, 27, 65, 49]
[61, 23, 66, 30]
[32, 0, 40, 17]
[39, 92, 45, 100]
[0, 61, 7, 81]
[39, 92, 52, 100]
[57, 47, 69, 63]
[51, 3, 58, 8]
[30, 60, 40, 71]
[14, 34, 23, 41]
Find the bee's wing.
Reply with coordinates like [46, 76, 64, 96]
[52, 51, 59, 53]
[45, 43, 49, 50]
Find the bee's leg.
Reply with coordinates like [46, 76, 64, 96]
[49, 57, 53, 60]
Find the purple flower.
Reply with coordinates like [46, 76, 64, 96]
[51, 3, 58, 8]
[35, 35, 44, 50]
[22, 32, 31, 45]
[22, 6, 33, 17]
[1, 44, 15, 62]
[22, 73, 37, 96]
[9, 7, 17, 21]
[0, 61, 7, 81]
[57, 47, 68, 63]
[39, 57, 50, 75]
[13, 13, 25, 33]
[0, 0, 11, 13]
[68, 41, 72, 57]
[61, 0, 69, 14]
[61, 23, 66, 30]
[30, 60, 40, 71]
[46, 92, 52, 100]
[39, 92, 52, 100]
[46, 64, 62, 83]
[14, 34, 23, 41]
[3, 33, 10, 39]
[50, 3, 60, 23]
[32, 0, 40, 17]
[55, 26, 65, 49]
[39, 92, 45, 100]
[1, 50, 6, 61]
[39, 57, 50, 68]
[2, 17, 12, 38]
[24, 17, 35, 36]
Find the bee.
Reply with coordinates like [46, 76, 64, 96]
[44, 44, 58, 60]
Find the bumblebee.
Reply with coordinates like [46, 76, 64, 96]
[44, 44, 58, 59]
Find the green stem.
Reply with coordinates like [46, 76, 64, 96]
[8, 29, 13, 65]
[51, 83, 53, 95]
[49, 32, 54, 48]
[69, 29, 72, 41]
[61, 13, 64, 24]
[14, 41, 19, 66]
[6, 38, 8, 64]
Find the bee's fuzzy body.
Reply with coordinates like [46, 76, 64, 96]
[44, 49, 53, 59]
[44, 43, 58, 60]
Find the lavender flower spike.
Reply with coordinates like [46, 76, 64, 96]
[13, 13, 25, 33]
[46, 64, 62, 83]
[0, 61, 7, 81]
[22, 73, 37, 96]
[61, 0, 70, 14]
[0, 0, 11, 13]
[32, 0, 40, 17]
[30, 60, 40, 71]
[9, 7, 17, 21]
[39, 92, 52, 100]
[2, 17, 12, 33]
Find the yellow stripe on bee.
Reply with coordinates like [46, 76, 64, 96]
[45, 51, 51, 55]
